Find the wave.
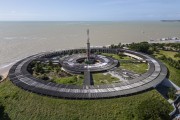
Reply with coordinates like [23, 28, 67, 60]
[0, 60, 19, 70]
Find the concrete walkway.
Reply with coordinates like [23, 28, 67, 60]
[159, 79, 180, 119]
[161, 78, 180, 91]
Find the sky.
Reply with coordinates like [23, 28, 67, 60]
[0, 0, 179, 21]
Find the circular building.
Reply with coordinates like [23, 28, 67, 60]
[8, 30, 167, 99]
[8, 48, 167, 99]
[61, 53, 119, 74]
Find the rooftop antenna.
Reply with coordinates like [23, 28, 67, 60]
[86, 29, 90, 62]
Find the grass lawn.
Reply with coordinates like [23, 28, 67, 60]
[52, 75, 84, 85]
[158, 50, 180, 61]
[93, 73, 120, 85]
[120, 63, 148, 74]
[164, 63, 180, 86]
[153, 50, 180, 86]
[101, 53, 133, 61]
[0, 79, 172, 120]
[101, 53, 148, 74]
[53, 73, 120, 86]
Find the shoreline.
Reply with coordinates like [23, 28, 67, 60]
[148, 40, 180, 44]
[0, 63, 15, 82]
[0, 41, 179, 82]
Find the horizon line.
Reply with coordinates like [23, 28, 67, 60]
[0, 20, 163, 22]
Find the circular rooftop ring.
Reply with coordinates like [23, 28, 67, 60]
[8, 48, 167, 99]
[61, 54, 119, 73]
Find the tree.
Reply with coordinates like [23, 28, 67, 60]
[0, 75, 2, 81]
[135, 98, 171, 120]
[129, 42, 152, 54]
[159, 55, 166, 60]
[110, 44, 115, 49]
[117, 42, 123, 48]
[48, 60, 53, 66]
[33, 63, 45, 74]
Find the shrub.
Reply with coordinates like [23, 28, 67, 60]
[0, 75, 2, 81]
[41, 74, 49, 80]
[174, 53, 180, 58]
[167, 87, 176, 100]
[72, 76, 77, 82]
[77, 75, 84, 79]
[135, 98, 171, 120]
[0, 103, 10, 120]
[158, 55, 166, 60]
[37, 74, 49, 80]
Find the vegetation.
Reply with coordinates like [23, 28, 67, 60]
[108, 42, 180, 55]
[158, 55, 180, 69]
[161, 60, 180, 86]
[101, 53, 148, 74]
[167, 87, 177, 100]
[0, 103, 10, 120]
[158, 50, 180, 61]
[128, 42, 153, 54]
[160, 43, 180, 51]
[109, 43, 124, 49]
[153, 50, 180, 86]
[126, 42, 180, 99]
[93, 73, 120, 85]
[0, 75, 2, 81]
[28, 61, 84, 85]
[0, 79, 172, 120]
[125, 42, 180, 81]
[1, 42, 180, 119]
[136, 43, 180, 52]
[135, 98, 171, 120]
[120, 62, 148, 74]
[174, 52, 180, 59]
[29, 61, 120, 85]
[101, 53, 133, 61]
[53, 75, 84, 85]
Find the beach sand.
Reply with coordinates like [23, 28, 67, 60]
[0, 64, 13, 82]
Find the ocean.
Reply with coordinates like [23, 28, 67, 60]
[0, 21, 180, 69]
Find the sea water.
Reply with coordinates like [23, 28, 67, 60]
[0, 21, 180, 68]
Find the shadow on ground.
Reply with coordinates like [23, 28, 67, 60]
[0, 104, 10, 120]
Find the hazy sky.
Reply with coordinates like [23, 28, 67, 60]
[0, 0, 179, 21]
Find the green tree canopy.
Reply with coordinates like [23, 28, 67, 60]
[129, 42, 152, 54]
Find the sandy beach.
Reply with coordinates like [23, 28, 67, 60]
[0, 64, 13, 82]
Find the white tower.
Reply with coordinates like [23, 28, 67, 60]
[87, 29, 90, 62]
